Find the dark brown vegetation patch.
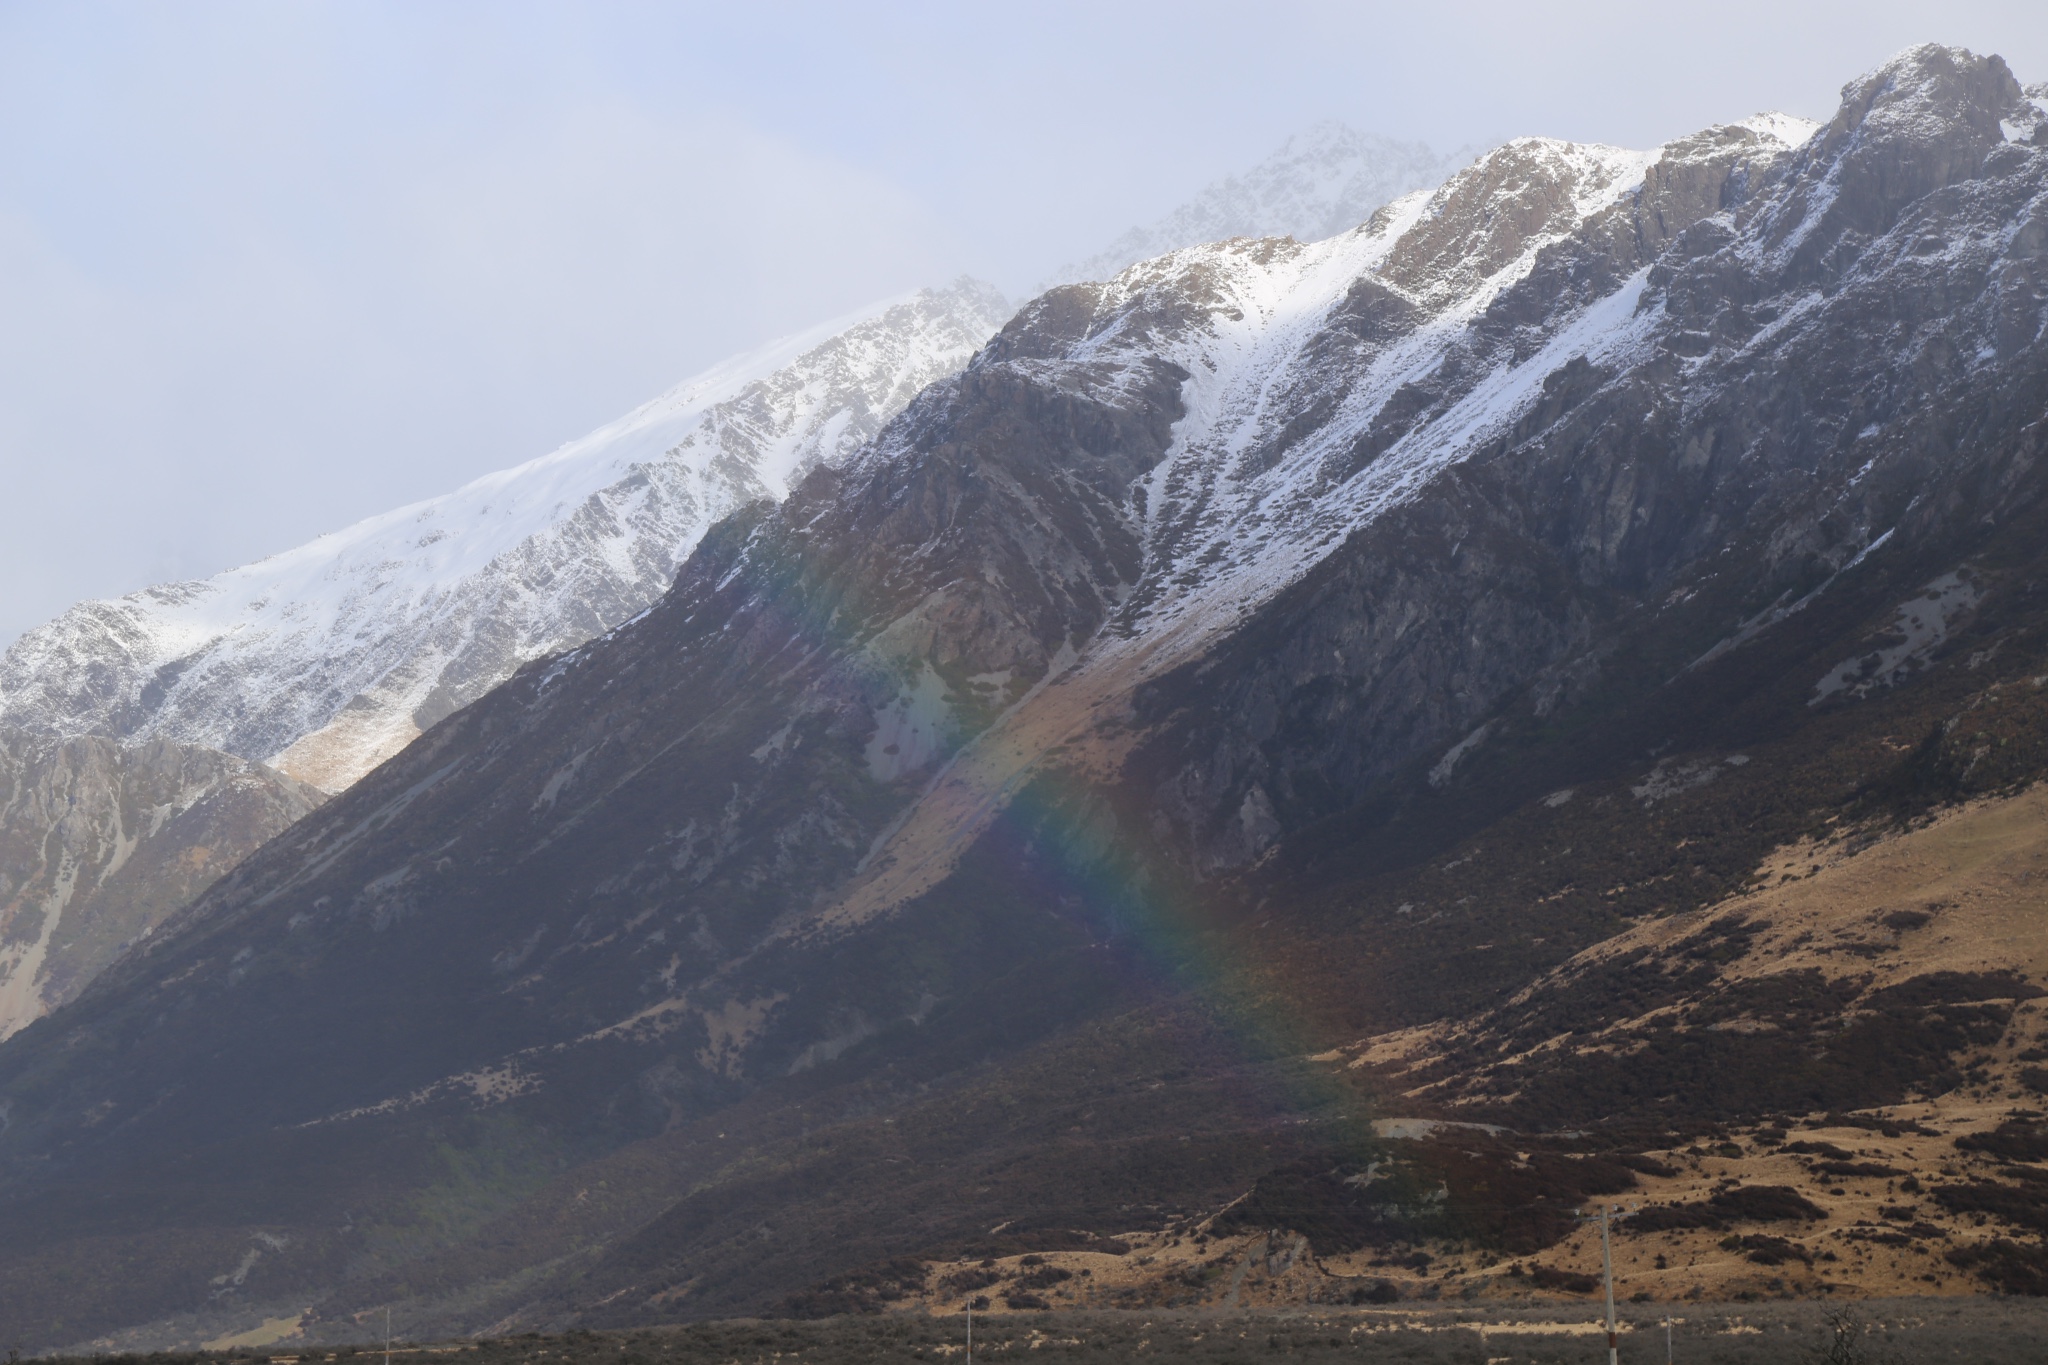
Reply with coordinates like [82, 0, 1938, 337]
[1813, 1160, 1903, 1178]
[1452, 968, 2017, 1131]
[1012, 1264, 1074, 1290]
[1843, 1226, 1915, 1247]
[1211, 1135, 1636, 1256]
[1864, 970, 2044, 1010]
[944, 1228, 1132, 1259]
[1783, 1140, 1855, 1159]
[1626, 1183, 1825, 1234]
[1956, 1119, 2048, 1163]
[1814, 1111, 1940, 1138]
[1611, 1152, 1680, 1177]
[1723, 1233, 1811, 1265]
[1948, 1238, 2048, 1295]
[1708, 1184, 1828, 1223]
[781, 1257, 927, 1318]
[1524, 1263, 1598, 1293]
[937, 1267, 1002, 1294]
[1342, 1278, 1401, 1303]
[1629, 1202, 1728, 1233]
[1933, 1177, 2048, 1234]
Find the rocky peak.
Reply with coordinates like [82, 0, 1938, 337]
[1378, 138, 1655, 305]
[970, 128, 1784, 666]
[1753, 44, 2033, 282]
[1478, 120, 1810, 340]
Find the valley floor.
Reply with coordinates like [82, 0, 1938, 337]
[50, 1301, 2048, 1365]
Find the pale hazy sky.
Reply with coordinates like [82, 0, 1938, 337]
[2, 1, 2042, 644]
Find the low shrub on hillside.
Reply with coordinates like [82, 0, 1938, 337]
[1949, 1238, 2048, 1294]
[1211, 1133, 1638, 1256]
[781, 1257, 928, 1317]
[1630, 1201, 1726, 1233]
[1956, 1119, 2048, 1163]
[1933, 1177, 2048, 1234]
[1708, 1184, 1828, 1223]
[1525, 1263, 1598, 1293]
[1723, 1233, 1811, 1265]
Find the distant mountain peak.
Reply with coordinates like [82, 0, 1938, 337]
[1047, 122, 1466, 287]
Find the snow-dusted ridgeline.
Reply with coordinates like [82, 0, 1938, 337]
[0, 280, 1010, 792]
[985, 121, 1818, 679]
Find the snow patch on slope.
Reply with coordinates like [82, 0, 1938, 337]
[1739, 112, 1822, 146]
[1077, 140, 1666, 669]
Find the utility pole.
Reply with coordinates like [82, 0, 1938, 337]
[965, 1301, 972, 1365]
[385, 1306, 392, 1365]
[1598, 1206, 1618, 1365]
[1576, 1202, 1637, 1365]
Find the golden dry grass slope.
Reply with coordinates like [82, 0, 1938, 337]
[868, 786, 2048, 1310]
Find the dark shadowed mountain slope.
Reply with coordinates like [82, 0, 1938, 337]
[0, 44, 2046, 1350]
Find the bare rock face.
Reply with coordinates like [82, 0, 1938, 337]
[0, 732, 323, 1037]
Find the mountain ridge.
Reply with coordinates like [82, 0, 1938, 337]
[0, 119, 1485, 805]
[0, 280, 1011, 793]
[0, 113, 1502, 1042]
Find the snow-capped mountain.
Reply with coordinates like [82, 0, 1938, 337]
[0, 280, 1009, 792]
[1048, 122, 1464, 286]
[0, 120, 1462, 801]
[6, 43, 2048, 1352]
